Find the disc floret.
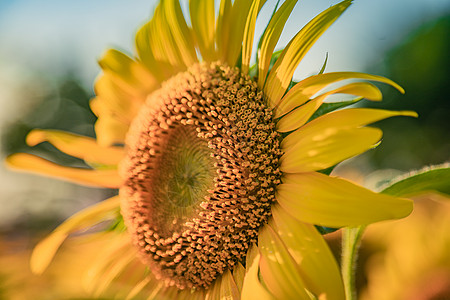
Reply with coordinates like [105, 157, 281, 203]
[120, 62, 283, 289]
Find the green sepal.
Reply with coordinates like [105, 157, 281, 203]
[381, 164, 450, 197]
[107, 215, 126, 232]
[318, 52, 329, 75]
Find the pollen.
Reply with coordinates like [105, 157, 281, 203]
[120, 62, 283, 289]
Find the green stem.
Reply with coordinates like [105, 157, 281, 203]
[341, 226, 366, 300]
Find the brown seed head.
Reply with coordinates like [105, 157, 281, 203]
[120, 62, 282, 289]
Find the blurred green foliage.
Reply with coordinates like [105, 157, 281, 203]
[364, 15, 450, 170]
[1, 76, 97, 167]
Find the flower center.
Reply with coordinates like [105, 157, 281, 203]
[120, 62, 282, 289]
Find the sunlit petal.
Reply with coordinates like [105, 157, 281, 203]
[6, 153, 121, 188]
[282, 108, 417, 149]
[29, 196, 120, 274]
[281, 127, 383, 173]
[259, 225, 312, 299]
[271, 204, 345, 300]
[26, 129, 124, 166]
[275, 71, 404, 118]
[277, 172, 413, 227]
[265, 0, 352, 107]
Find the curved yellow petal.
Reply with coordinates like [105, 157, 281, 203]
[232, 262, 246, 293]
[275, 71, 404, 118]
[205, 279, 220, 300]
[93, 249, 137, 297]
[220, 269, 240, 300]
[98, 49, 158, 95]
[277, 82, 383, 132]
[190, 0, 216, 61]
[241, 0, 266, 74]
[258, 0, 298, 88]
[5, 153, 121, 188]
[153, 3, 186, 74]
[259, 224, 312, 299]
[265, 0, 352, 107]
[241, 245, 276, 300]
[271, 204, 345, 300]
[163, 0, 198, 66]
[224, 0, 253, 66]
[84, 233, 133, 293]
[135, 20, 165, 82]
[126, 276, 153, 300]
[26, 129, 124, 166]
[276, 172, 413, 227]
[29, 196, 120, 274]
[216, 0, 232, 60]
[94, 76, 141, 124]
[282, 108, 418, 149]
[280, 127, 383, 173]
[92, 111, 129, 147]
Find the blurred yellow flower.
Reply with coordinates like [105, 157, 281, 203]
[6, 0, 415, 299]
[361, 195, 450, 300]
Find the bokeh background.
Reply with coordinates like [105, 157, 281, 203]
[0, 0, 449, 299]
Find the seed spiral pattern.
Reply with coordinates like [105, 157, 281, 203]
[120, 62, 283, 289]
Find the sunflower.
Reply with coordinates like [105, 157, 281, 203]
[7, 0, 415, 299]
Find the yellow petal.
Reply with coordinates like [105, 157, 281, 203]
[205, 275, 221, 300]
[5, 153, 121, 188]
[241, 245, 276, 300]
[93, 249, 136, 297]
[126, 276, 152, 300]
[136, 4, 183, 78]
[271, 204, 345, 300]
[153, 4, 186, 73]
[84, 233, 133, 293]
[29, 196, 120, 274]
[276, 172, 413, 227]
[276, 93, 327, 133]
[232, 262, 246, 293]
[258, 225, 312, 299]
[224, 0, 253, 66]
[216, 0, 232, 60]
[98, 49, 158, 95]
[258, 0, 298, 88]
[190, 0, 216, 61]
[93, 110, 129, 147]
[280, 127, 383, 173]
[282, 108, 418, 149]
[135, 20, 166, 82]
[220, 269, 240, 300]
[163, 0, 198, 66]
[275, 71, 404, 118]
[241, 0, 266, 74]
[94, 76, 141, 124]
[26, 129, 124, 166]
[277, 82, 383, 131]
[264, 0, 352, 107]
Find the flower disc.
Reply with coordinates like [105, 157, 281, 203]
[120, 62, 282, 289]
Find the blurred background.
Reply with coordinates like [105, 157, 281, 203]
[0, 0, 449, 299]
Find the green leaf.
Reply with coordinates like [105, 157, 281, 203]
[381, 164, 450, 197]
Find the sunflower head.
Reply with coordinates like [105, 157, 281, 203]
[120, 62, 283, 288]
[5, 0, 417, 298]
